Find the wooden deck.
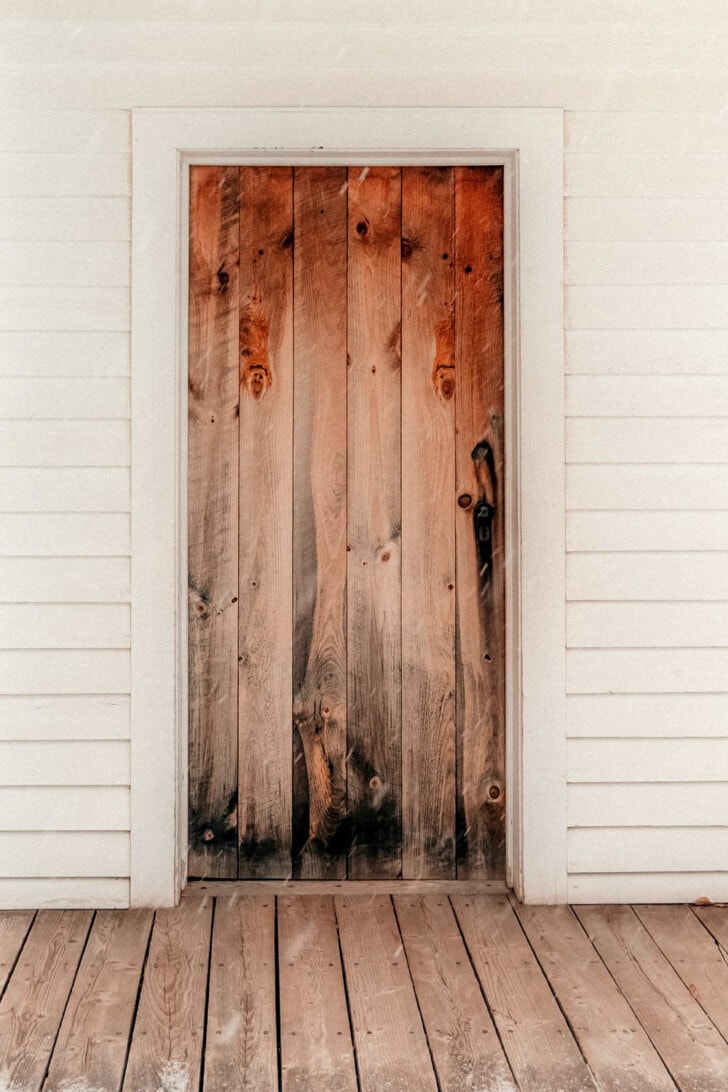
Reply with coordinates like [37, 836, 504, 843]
[1, 890, 728, 1091]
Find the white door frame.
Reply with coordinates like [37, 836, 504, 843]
[130, 107, 566, 906]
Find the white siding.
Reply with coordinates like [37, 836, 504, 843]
[0, 3, 725, 906]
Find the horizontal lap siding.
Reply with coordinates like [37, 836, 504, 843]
[565, 105, 728, 898]
[0, 105, 132, 899]
[0, 14, 726, 905]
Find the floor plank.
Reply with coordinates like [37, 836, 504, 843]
[0, 910, 34, 996]
[693, 904, 728, 953]
[0, 909, 92, 1092]
[203, 894, 277, 1091]
[576, 905, 728, 1092]
[637, 904, 728, 1045]
[452, 895, 597, 1091]
[122, 900, 212, 1092]
[44, 909, 153, 1092]
[278, 895, 357, 1092]
[394, 894, 517, 1091]
[514, 902, 675, 1092]
[335, 895, 438, 1091]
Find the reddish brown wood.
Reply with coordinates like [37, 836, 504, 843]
[346, 166, 403, 879]
[292, 166, 348, 878]
[188, 165, 240, 878]
[238, 166, 294, 878]
[401, 166, 457, 879]
[454, 166, 506, 879]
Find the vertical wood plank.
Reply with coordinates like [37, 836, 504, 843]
[401, 166, 457, 879]
[336, 895, 439, 1091]
[452, 895, 597, 1091]
[238, 166, 294, 878]
[394, 895, 517, 1090]
[122, 900, 212, 1092]
[203, 895, 277, 1091]
[0, 910, 92, 1092]
[279, 895, 358, 1092]
[292, 167, 349, 879]
[454, 166, 506, 879]
[346, 166, 402, 879]
[188, 165, 240, 879]
[44, 910, 153, 1092]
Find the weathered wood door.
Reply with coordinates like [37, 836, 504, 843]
[188, 165, 505, 881]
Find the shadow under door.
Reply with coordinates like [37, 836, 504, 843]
[188, 164, 505, 881]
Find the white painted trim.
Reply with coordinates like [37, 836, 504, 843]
[131, 107, 566, 906]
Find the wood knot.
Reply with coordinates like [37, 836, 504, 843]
[240, 300, 272, 399]
[216, 262, 229, 292]
[356, 220, 368, 236]
[369, 776, 380, 791]
[202, 828, 215, 842]
[487, 784, 502, 801]
[458, 493, 472, 509]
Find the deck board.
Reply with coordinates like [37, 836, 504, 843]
[576, 904, 728, 1092]
[0, 893, 726, 1090]
[44, 909, 153, 1092]
[0, 909, 92, 1092]
[279, 895, 358, 1092]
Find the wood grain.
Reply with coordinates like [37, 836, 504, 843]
[576, 905, 728, 1092]
[44, 909, 153, 1092]
[394, 895, 516, 1090]
[278, 895, 357, 1092]
[292, 167, 348, 879]
[0, 910, 92, 1092]
[636, 904, 728, 1044]
[238, 166, 294, 878]
[203, 895, 277, 1090]
[452, 895, 597, 1091]
[346, 166, 402, 879]
[122, 900, 212, 1092]
[514, 902, 674, 1092]
[454, 166, 506, 879]
[188, 165, 240, 879]
[335, 895, 438, 1091]
[401, 166, 456, 879]
[0, 910, 33, 994]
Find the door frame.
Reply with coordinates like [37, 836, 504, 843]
[130, 107, 566, 906]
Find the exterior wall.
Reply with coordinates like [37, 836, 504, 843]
[0, 0, 726, 906]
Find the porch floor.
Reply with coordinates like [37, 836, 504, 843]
[1, 890, 728, 1091]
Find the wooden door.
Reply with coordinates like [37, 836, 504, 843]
[188, 165, 505, 881]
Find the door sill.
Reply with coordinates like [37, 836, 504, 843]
[183, 878, 508, 897]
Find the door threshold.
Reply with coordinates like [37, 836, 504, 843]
[183, 878, 509, 897]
